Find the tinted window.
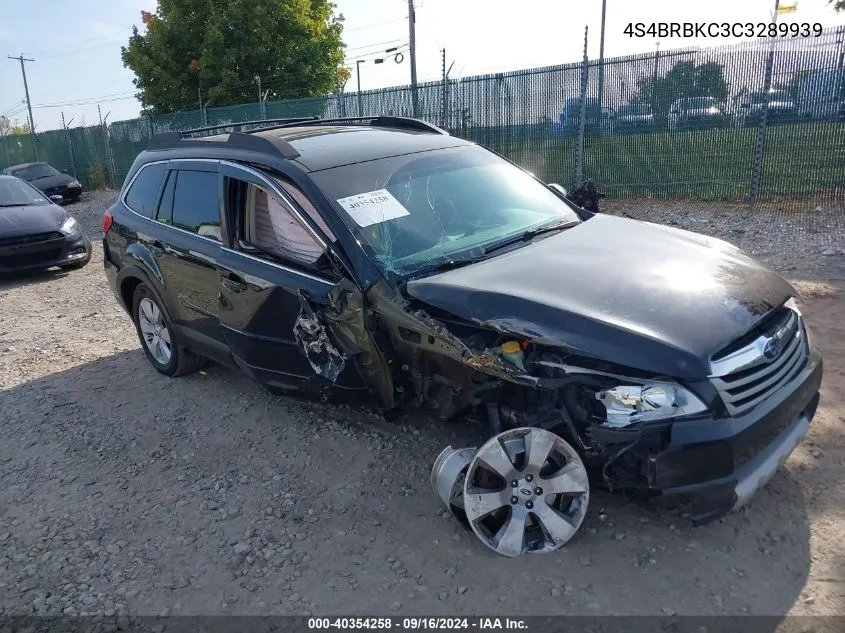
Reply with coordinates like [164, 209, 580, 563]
[11, 163, 61, 180]
[125, 163, 167, 218]
[172, 170, 221, 240]
[156, 171, 176, 224]
[0, 178, 49, 206]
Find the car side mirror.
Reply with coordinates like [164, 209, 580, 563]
[548, 183, 568, 197]
[49, 194, 64, 204]
[62, 169, 69, 174]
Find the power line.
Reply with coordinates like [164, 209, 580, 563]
[32, 94, 138, 109]
[344, 43, 409, 64]
[344, 16, 407, 33]
[1, 99, 25, 117]
[345, 39, 403, 53]
[18, 38, 125, 57]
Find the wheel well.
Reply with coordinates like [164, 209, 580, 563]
[120, 276, 143, 314]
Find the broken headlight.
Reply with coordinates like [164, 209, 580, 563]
[595, 382, 707, 428]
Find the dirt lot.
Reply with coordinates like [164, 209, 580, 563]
[1, 192, 844, 619]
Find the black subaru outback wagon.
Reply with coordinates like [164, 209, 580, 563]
[104, 116, 821, 550]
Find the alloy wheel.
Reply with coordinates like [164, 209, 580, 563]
[138, 297, 172, 365]
[462, 427, 590, 557]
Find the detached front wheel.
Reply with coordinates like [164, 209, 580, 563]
[462, 427, 590, 557]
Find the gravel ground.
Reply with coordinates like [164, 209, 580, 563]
[603, 198, 845, 281]
[1, 191, 844, 620]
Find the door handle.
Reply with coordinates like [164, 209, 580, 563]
[221, 273, 248, 294]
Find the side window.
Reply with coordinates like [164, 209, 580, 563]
[276, 179, 336, 242]
[237, 181, 326, 268]
[171, 170, 221, 241]
[125, 163, 166, 217]
[156, 171, 176, 224]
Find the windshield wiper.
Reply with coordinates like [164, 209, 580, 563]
[404, 254, 490, 280]
[483, 220, 578, 255]
[0, 203, 27, 207]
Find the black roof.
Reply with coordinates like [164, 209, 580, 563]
[254, 125, 469, 171]
[144, 118, 472, 172]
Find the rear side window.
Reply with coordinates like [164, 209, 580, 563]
[125, 163, 166, 217]
[156, 171, 176, 224]
[171, 170, 221, 240]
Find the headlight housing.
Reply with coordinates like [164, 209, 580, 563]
[595, 381, 708, 428]
[60, 216, 79, 235]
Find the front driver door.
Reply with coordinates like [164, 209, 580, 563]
[215, 163, 364, 392]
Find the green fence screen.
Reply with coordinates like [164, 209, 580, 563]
[2, 29, 843, 204]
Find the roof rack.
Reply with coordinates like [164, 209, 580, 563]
[147, 116, 322, 158]
[251, 116, 449, 135]
[176, 117, 320, 138]
[146, 115, 448, 158]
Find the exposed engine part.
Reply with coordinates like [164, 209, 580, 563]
[486, 402, 503, 437]
[430, 446, 477, 529]
[457, 427, 590, 557]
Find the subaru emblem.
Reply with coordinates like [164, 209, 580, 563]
[763, 338, 781, 360]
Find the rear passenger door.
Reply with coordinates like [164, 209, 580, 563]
[152, 161, 227, 356]
[216, 162, 364, 391]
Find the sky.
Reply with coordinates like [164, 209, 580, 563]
[1, 0, 844, 132]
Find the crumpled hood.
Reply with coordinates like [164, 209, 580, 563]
[406, 214, 795, 379]
[0, 204, 66, 236]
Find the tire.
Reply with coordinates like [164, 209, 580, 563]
[131, 282, 205, 377]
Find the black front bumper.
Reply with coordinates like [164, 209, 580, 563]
[40, 184, 82, 203]
[0, 231, 91, 273]
[647, 348, 822, 525]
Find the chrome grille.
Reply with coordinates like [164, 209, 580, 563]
[710, 309, 809, 416]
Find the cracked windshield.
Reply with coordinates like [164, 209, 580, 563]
[312, 145, 580, 277]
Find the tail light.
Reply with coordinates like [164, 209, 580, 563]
[102, 210, 113, 234]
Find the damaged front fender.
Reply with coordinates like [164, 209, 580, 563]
[293, 290, 347, 383]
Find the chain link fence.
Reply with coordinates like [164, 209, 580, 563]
[2, 29, 843, 209]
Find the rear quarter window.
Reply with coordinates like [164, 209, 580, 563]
[124, 163, 167, 217]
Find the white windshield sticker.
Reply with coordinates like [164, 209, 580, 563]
[336, 189, 410, 227]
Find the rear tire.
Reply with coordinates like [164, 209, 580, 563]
[132, 282, 205, 377]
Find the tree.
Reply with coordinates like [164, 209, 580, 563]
[122, 0, 345, 115]
[10, 122, 31, 135]
[632, 60, 728, 118]
[833, 1, 844, 11]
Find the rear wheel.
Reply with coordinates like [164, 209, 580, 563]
[132, 283, 205, 376]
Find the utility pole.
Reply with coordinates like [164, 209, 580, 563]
[357, 59, 365, 117]
[8, 54, 38, 160]
[597, 0, 607, 109]
[408, 0, 419, 117]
